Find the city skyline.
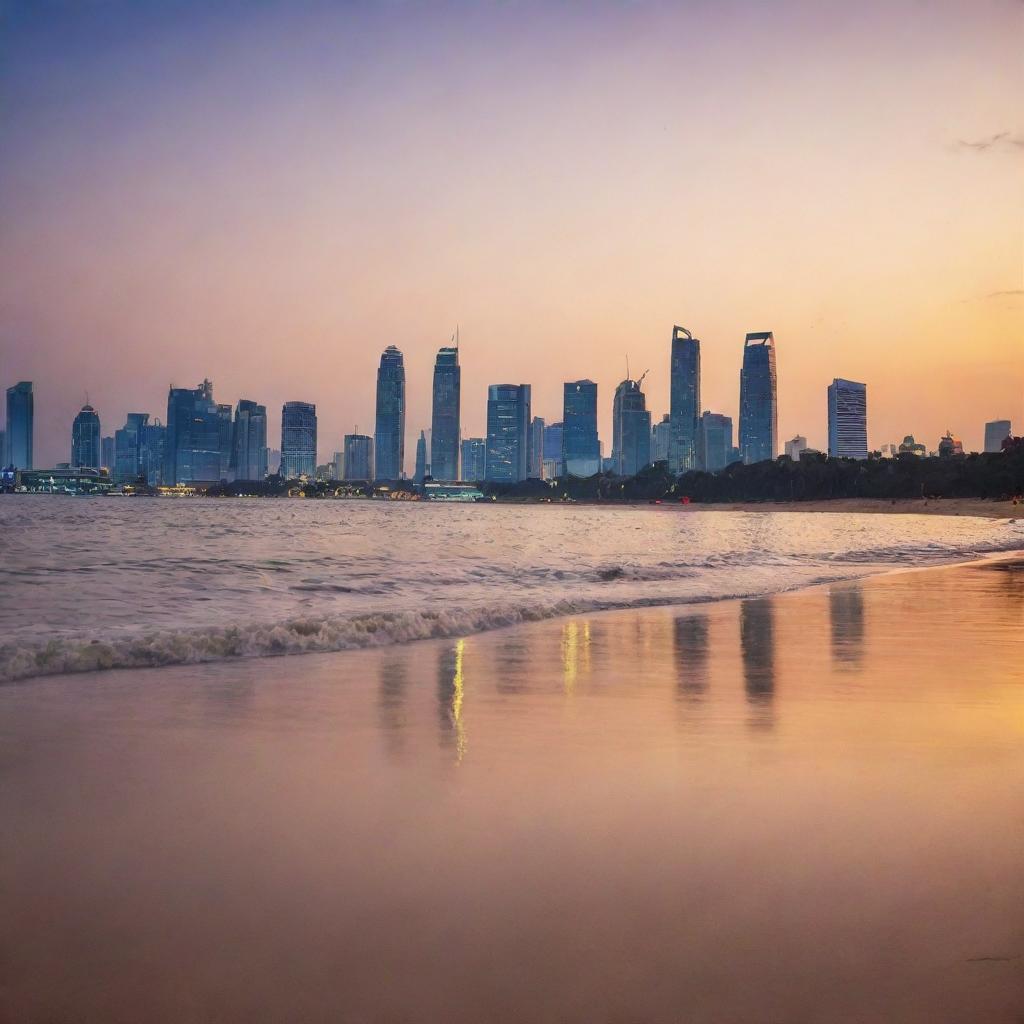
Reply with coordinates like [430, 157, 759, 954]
[1, 1, 1020, 467]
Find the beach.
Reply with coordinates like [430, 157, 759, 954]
[691, 497, 1021, 518]
[1, 556, 1022, 1023]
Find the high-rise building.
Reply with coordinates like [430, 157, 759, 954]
[115, 413, 149, 483]
[938, 431, 964, 458]
[101, 435, 114, 471]
[739, 332, 778, 464]
[543, 422, 564, 477]
[652, 413, 671, 465]
[71, 404, 101, 468]
[461, 437, 486, 481]
[700, 412, 734, 473]
[141, 421, 166, 485]
[0, 429, 5, 466]
[431, 346, 460, 481]
[268, 449, 281, 474]
[414, 430, 428, 483]
[827, 378, 868, 459]
[343, 434, 374, 480]
[280, 401, 317, 478]
[375, 346, 406, 480]
[898, 435, 926, 457]
[231, 400, 268, 481]
[5, 381, 33, 469]
[784, 435, 808, 460]
[562, 380, 600, 477]
[669, 326, 701, 471]
[985, 419, 1012, 453]
[528, 416, 546, 479]
[165, 380, 230, 485]
[612, 378, 652, 476]
[485, 384, 532, 483]
[332, 451, 344, 480]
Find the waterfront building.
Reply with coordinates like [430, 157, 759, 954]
[827, 378, 868, 459]
[784, 435, 808, 461]
[485, 384, 532, 483]
[101, 435, 114, 471]
[543, 421, 564, 477]
[700, 412, 734, 473]
[612, 378, 652, 476]
[115, 413, 150, 482]
[280, 400, 317, 478]
[332, 451, 344, 480]
[528, 416, 545, 479]
[669, 326, 701, 471]
[141, 421, 166, 485]
[739, 332, 778, 464]
[461, 437, 486, 482]
[938, 431, 964, 458]
[431, 346, 460, 481]
[374, 346, 406, 480]
[165, 380, 231, 485]
[414, 430, 428, 483]
[563, 380, 600, 477]
[898, 435, 926, 457]
[71, 404, 101, 468]
[5, 381, 33, 469]
[652, 413, 671, 465]
[985, 419, 1012, 453]
[231, 400, 268, 481]
[268, 448, 281, 474]
[343, 434, 374, 480]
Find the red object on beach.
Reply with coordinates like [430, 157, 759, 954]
[680, 496, 691, 505]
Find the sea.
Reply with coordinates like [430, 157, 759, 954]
[2, 495, 1022, 682]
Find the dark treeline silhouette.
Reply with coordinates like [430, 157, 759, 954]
[482, 441, 1024, 504]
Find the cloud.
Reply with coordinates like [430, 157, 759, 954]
[956, 132, 1024, 153]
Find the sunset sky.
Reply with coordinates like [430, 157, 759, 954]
[1, 0, 1021, 467]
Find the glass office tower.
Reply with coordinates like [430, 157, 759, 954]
[611, 378, 652, 476]
[280, 401, 318, 478]
[71, 404, 101, 468]
[375, 346, 406, 480]
[5, 381, 33, 469]
[562, 381, 600, 477]
[430, 347, 460, 481]
[485, 384, 532, 483]
[669, 326, 701, 471]
[827, 378, 868, 459]
[739, 332, 778, 464]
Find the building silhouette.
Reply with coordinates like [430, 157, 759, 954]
[71, 404, 101, 469]
[375, 346, 406, 480]
[739, 332, 778, 464]
[669, 326, 701, 471]
[460, 437, 486, 481]
[485, 384, 532, 483]
[612, 378, 652, 476]
[562, 380, 600, 477]
[100, 435, 114, 472]
[938, 430, 964, 457]
[414, 430, 428, 483]
[164, 380, 231, 485]
[343, 433, 374, 480]
[231, 400, 268, 482]
[827, 378, 868, 459]
[651, 413, 671, 465]
[528, 416, 545, 479]
[699, 411, 733, 473]
[5, 381, 33, 469]
[431, 346, 460, 481]
[898, 435, 926, 457]
[280, 401, 317, 478]
[543, 421, 564, 478]
[985, 419, 1012, 453]
[784, 435, 808, 460]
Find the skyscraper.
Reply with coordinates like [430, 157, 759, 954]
[165, 380, 229, 485]
[562, 380, 600, 477]
[461, 437, 486, 481]
[343, 434, 374, 480]
[280, 401, 317, 478]
[612, 378, 652, 476]
[528, 416, 545, 479]
[5, 381, 33, 469]
[669, 326, 701, 471]
[985, 419, 1012, 453]
[651, 413, 671, 465]
[485, 384, 532, 483]
[414, 430, 428, 483]
[431, 346, 460, 481]
[115, 413, 150, 482]
[100, 435, 114, 471]
[141, 420, 166, 485]
[375, 346, 406, 480]
[827, 378, 868, 459]
[699, 412, 733, 473]
[543, 422, 564, 477]
[739, 332, 778, 464]
[71, 404, 101, 468]
[231, 400, 268, 481]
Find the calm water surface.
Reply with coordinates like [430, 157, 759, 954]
[1, 561, 1022, 1022]
[2, 496, 1022, 680]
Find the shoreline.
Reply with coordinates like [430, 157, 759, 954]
[686, 497, 1020, 519]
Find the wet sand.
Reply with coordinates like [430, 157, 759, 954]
[694, 497, 1020, 518]
[1, 559, 1023, 1023]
